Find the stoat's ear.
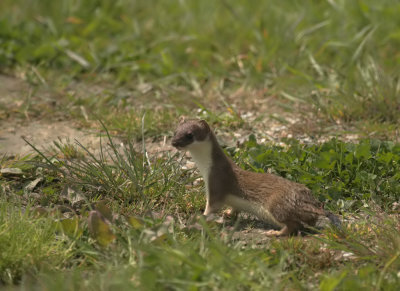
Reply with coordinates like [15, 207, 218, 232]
[178, 115, 186, 124]
[199, 119, 210, 131]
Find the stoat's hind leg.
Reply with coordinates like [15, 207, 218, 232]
[265, 221, 301, 237]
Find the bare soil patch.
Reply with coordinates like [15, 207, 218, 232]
[0, 75, 97, 155]
[0, 119, 102, 156]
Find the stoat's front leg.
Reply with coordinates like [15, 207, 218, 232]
[203, 189, 223, 216]
[203, 199, 222, 216]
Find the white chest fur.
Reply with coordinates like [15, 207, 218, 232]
[187, 139, 213, 185]
[187, 139, 214, 215]
[186, 139, 213, 211]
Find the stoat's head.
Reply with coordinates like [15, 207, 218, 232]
[171, 117, 211, 150]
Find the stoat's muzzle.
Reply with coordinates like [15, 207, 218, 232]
[171, 132, 194, 149]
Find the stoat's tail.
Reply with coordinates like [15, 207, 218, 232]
[325, 211, 341, 228]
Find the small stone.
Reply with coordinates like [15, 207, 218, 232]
[186, 161, 196, 169]
[342, 251, 355, 259]
[193, 177, 203, 186]
[137, 83, 152, 94]
[24, 177, 43, 193]
[61, 185, 85, 206]
[1, 168, 23, 176]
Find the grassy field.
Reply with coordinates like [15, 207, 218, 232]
[1, 0, 400, 289]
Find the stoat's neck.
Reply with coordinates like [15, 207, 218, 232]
[187, 133, 234, 182]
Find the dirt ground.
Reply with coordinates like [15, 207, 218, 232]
[0, 119, 103, 156]
[0, 75, 95, 156]
[1, 74, 361, 156]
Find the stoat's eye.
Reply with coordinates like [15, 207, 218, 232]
[185, 133, 193, 139]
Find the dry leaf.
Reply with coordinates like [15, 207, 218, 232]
[88, 210, 116, 247]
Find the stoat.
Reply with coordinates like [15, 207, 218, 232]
[171, 118, 340, 236]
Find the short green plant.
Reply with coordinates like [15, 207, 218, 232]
[239, 137, 400, 211]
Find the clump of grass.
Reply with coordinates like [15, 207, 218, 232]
[0, 203, 71, 284]
[319, 213, 400, 290]
[25, 123, 202, 216]
[328, 212, 400, 269]
[52, 138, 85, 160]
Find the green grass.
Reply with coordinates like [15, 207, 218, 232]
[0, 203, 72, 284]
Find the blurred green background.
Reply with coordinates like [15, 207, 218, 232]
[1, 0, 399, 81]
[1, 0, 399, 126]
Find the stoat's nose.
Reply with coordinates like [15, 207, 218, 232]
[172, 133, 193, 149]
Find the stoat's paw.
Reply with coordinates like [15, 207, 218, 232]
[265, 229, 282, 237]
[222, 208, 238, 219]
[265, 227, 290, 237]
